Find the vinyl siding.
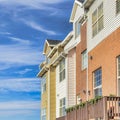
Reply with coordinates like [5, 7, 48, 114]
[87, 0, 120, 52]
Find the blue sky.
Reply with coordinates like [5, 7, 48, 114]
[0, 0, 73, 120]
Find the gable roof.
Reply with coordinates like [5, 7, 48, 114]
[47, 39, 62, 46]
[43, 39, 62, 54]
[77, 0, 85, 3]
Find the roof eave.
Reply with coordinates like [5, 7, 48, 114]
[83, 0, 95, 9]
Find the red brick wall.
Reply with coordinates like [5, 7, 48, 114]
[88, 27, 120, 100]
[76, 22, 87, 102]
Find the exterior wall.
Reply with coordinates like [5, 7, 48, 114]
[46, 44, 52, 55]
[76, 22, 87, 102]
[87, 0, 120, 52]
[56, 58, 67, 118]
[41, 72, 48, 120]
[73, 4, 84, 43]
[50, 67, 56, 120]
[88, 27, 120, 100]
[67, 48, 76, 107]
[50, 52, 58, 63]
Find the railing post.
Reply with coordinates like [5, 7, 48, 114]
[103, 97, 108, 120]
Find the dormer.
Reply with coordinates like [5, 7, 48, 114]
[43, 39, 62, 56]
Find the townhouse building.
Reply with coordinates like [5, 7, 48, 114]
[38, 0, 120, 120]
[38, 39, 62, 120]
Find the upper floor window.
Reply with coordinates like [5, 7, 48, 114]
[75, 20, 81, 38]
[93, 68, 102, 97]
[116, 0, 120, 14]
[59, 58, 65, 82]
[41, 75, 46, 94]
[59, 97, 66, 117]
[41, 108, 46, 120]
[92, 2, 104, 37]
[82, 50, 87, 70]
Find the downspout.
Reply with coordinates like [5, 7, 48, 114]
[86, 50, 89, 101]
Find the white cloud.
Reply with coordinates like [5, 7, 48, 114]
[22, 20, 56, 35]
[0, 32, 11, 35]
[0, 78, 40, 92]
[8, 37, 31, 45]
[0, 101, 40, 110]
[0, 100, 40, 116]
[15, 68, 33, 75]
[0, 0, 66, 10]
[0, 44, 44, 67]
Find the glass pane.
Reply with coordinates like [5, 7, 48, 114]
[98, 2, 103, 17]
[92, 22, 97, 37]
[116, 0, 120, 14]
[94, 68, 102, 87]
[60, 100, 62, 107]
[98, 16, 104, 32]
[92, 9, 97, 24]
[63, 106, 66, 116]
[94, 88, 102, 97]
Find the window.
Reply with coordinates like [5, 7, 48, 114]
[92, 2, 104, 37]
[59, 59, 65, 82]
[116, 0, 120, 14]
[93, 68, 102, 97]
[82, 50, 88, 70]
[117, 56, 120, 96]
[41, 75, 46, 94]
[75, 20, 81, 38]
[59, 97, 66, 117]
[41, 108, 46, 120]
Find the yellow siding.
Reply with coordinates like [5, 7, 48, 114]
[46, 45, 52, 55]
[50, 52, 58, 63]
[50, 67, 56, 120]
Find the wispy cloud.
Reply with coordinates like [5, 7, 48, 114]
[0, 44, 43, 67]
[0, 32, 11, 35]
[0, 100, 40, 116]
[0, 78, 40, 92]
[22, 20, 56, 35]
[0, 0, 67, 10]
[15, 68, 33, 75]
[8, 36, 31, 45]
[0, 101, 40, 110]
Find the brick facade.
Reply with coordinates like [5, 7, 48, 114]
[88, 27, 120, 100]
[76, 22, 87, 102]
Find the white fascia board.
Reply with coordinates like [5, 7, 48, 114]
[69, 0, 82, 23]
[61, 31, 73, 47]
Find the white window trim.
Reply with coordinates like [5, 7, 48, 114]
[92, 2, 104, 37]
[82, 50, 88, 70]
[59, 97, 66, 117]
[75, 20, 81, 38]
[41, 108, 46, 120]
[93, 68, 102, 97]
[59, 59, 65, 82]
[117, 56, 120, 96]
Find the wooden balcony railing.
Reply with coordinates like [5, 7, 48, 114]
[56, 96, 120, 120]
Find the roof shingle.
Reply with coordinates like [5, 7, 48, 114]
[47, 39, 62, 46]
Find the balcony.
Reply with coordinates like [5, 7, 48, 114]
[56, 96, 120, 120]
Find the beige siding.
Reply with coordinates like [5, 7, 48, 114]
[67, 48, 76, 107]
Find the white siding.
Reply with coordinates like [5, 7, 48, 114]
[56, 58, 67, 118]
[67, 48, 76, 107]
[87, 0, 120, 52]
[73, 5, 84, 42]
